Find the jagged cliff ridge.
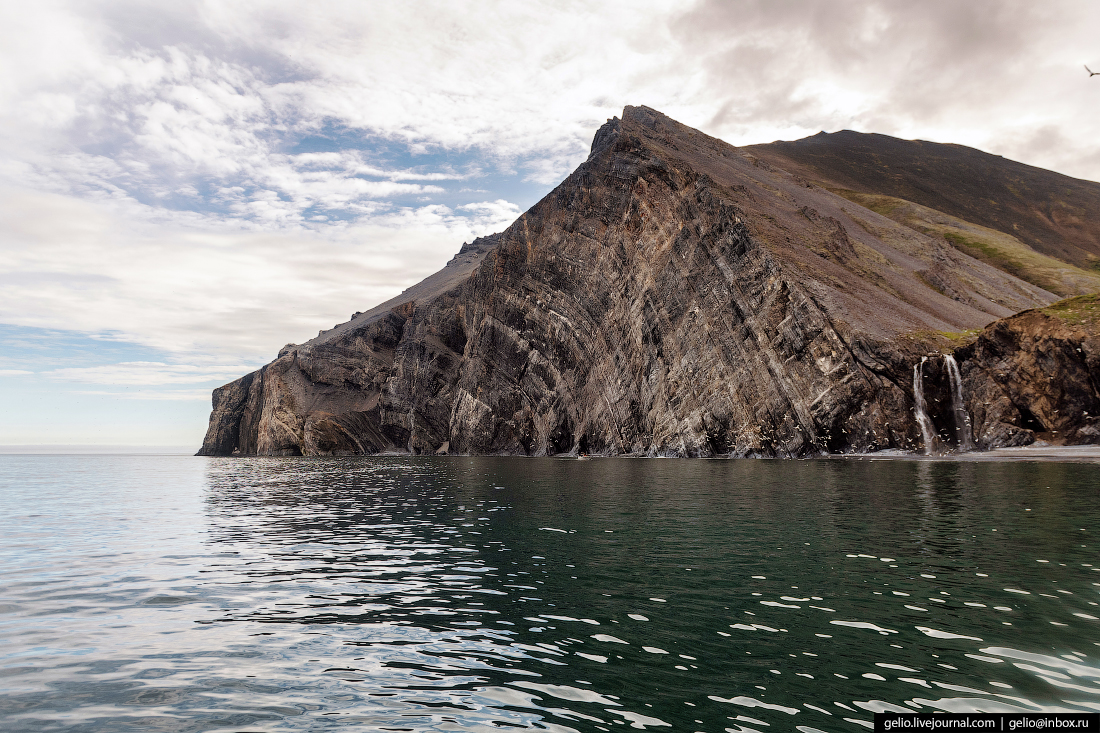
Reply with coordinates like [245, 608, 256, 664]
[200, 106, 1096, 457]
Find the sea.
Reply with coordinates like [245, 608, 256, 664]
[1, 454, 1099, 732]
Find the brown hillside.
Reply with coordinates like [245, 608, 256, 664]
[746, 131, 1100, 271]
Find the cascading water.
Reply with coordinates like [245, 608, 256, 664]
[913, 357, 937, 455]
[943, 354, 974, 451]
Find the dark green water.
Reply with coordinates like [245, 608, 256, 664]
[1, 455, 1099, 731]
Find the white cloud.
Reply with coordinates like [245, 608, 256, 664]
[670, 0, 1100, 180]
[4, 0, 1097, 218]
[72, 389, 214, 400]
[0, 186, 520, 361]
[0, 370, 33, 376]
[0, 1, 698, 224]
[45, 362, 255, 385]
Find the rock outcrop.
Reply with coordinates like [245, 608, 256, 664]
[199, 106, 1097, 457]
[956, 299, 1100, 448]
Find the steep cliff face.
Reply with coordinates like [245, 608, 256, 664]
[199, 106, 1092, 457]
[956, 300, 1100, 448]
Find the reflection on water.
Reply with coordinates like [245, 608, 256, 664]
[1, 455, 1099, 731]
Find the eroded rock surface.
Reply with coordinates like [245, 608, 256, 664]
[956, 307, 1100, 448]
[199, 106, 1095, 457]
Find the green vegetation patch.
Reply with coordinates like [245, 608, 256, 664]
[1040, 294, 1100, 328]
[829, 189, 903, 219]
[937, 328, 982, 344]
[903, 328, 981, 349]
[941, 231, 1028, 281]
[835, 191, 1100, 298]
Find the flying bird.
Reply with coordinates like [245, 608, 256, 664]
[1088, 65, 1100, 77]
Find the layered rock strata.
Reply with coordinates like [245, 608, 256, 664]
[957, 304, 1100, 448]
[199, 106, 1095, 457]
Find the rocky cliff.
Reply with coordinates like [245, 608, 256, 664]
[199, 106, 1098, 457]
[957, 296, 1100, 448]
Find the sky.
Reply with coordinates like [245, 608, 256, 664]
[1, 0, 1098, 448]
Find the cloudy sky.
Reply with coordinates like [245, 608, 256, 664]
[1, 0, 1098, 447]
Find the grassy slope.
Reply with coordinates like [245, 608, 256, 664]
[834, 190, 1100, 298]
[1041, 293, 1100, 328]
[746, 131, 1100, 270]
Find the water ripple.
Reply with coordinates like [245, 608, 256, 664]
[1, 455, 1098, 731]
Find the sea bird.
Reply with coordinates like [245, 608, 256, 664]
[1088, 65, 1100, 77]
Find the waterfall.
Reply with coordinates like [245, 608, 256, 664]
[913, 357, 937, 455]
[943, 354, 974, 451]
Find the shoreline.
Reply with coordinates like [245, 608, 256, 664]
[4, 444, 1100, 462]
[825, 444, 1100, 462]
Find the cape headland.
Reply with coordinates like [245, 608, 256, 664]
[199, 106, 1100, 457]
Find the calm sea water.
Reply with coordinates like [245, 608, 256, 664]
[1, 456, 1099, 732]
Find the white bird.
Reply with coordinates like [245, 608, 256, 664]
[1088, 65, 1100, 77]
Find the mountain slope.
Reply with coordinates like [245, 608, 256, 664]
[746, 131, 1100, 271]
[200, 107, 1096, 458]
[834, 191, 1100, 297]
